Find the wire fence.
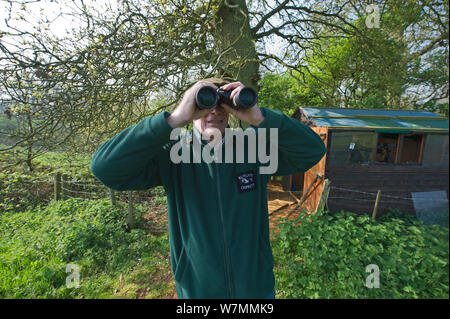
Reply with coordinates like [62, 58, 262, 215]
[328, 185, 449, 205]
[1, 173, 168, 232]
[267, 182, 448, 223]
[267, 185, 444, 206]
[50, 176, 450, 206]
[3, 174, 448, 219]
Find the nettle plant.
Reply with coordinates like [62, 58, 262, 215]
[272, 209, 449, 299]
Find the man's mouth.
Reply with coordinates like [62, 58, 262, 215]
[207, 120, 224, 124]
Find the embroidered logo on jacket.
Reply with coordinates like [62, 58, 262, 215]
[236, 170, 257, 193]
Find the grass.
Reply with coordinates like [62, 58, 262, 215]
[0, 196, 176, 299]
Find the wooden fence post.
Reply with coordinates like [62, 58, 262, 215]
[128, 191, 133, 229]
[54, 172, 61, 201]
[372, 190, 381, 219]
[109, 188, 116, 206]
[316, 179, 331, 213]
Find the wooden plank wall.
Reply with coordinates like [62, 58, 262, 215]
[267, 191, 303, 202]
[325, 165, 449, 216]
[301, 127, 328, 213]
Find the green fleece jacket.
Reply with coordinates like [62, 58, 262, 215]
[90, 107, 326, 299]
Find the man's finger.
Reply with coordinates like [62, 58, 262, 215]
[221, 82, 243, 90]
[230, 87, 243, 100]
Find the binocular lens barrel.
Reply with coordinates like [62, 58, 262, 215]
[196, 86, 219, 109]
[234, 87, 257, 109]
[195, 86, 258, 109]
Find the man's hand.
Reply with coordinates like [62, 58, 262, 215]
[166, 81, 218, 128]
[219, 82, 265, 127]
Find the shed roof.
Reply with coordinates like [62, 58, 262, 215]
[300, 107, 449, 133]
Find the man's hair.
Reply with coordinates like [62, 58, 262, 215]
[202, 77, 230, 88]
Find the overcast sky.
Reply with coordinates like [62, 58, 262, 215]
[1, 0, 77, 37]
[0, 0, 286, 58]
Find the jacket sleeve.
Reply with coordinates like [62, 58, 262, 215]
[256, 107, 326, 177]
[90, 111, 173, 191]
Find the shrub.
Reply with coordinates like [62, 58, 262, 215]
[272, 209, 449, 299]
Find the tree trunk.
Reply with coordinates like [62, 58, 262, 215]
[214, 0, 260, 89]
[26, 144, 34, 172]
[26, 114, 34, 172]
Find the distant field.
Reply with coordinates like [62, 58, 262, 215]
[0, 115, 18, 130]
[0, 115, 17, 145]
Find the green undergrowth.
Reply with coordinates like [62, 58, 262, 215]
[1, 181, 448, 299]
[0, 197, 174, 299]
[272, 209, 449, 299]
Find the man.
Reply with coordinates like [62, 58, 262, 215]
[90, 79, 326, 299]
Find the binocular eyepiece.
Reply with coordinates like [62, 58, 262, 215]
[195, 86, 258, 110]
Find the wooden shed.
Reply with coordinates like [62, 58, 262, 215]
[285, 107, 449, 216]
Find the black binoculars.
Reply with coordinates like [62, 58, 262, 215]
[195, 86, 258, 110]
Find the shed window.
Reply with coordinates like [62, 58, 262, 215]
[375, 133, 398, 163]
[328, 132, 376, 165]
[423, 134, 449, 166]
[329, 131, 448, 166]
[376, 133, 425, 164]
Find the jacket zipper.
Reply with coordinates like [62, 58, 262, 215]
[214, 162, 233, 298]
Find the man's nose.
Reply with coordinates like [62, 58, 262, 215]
[212, 104, 225, 114]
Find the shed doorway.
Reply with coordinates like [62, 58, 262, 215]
[281, 174, 304, 191]
[376, 133, 398, 163]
